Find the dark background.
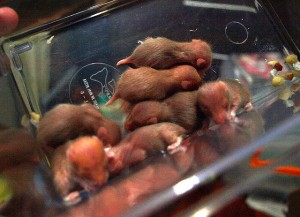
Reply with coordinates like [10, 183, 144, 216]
[267, 0, 300, 50]
[1, 0, 300, 50]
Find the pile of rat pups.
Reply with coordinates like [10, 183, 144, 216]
[36, 37, 253, 203]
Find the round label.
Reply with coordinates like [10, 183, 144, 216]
[69, 63, 120, 109]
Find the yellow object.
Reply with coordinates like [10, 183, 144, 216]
[278, 88, 293, 100]
[272, 76, 285, 86]
[30, 112, 41, 122]
[267, 60, 280, 67]
[21, 112, 41, 128]
[282, 72, 294, 81]
[0, 176, 13, 208]
[290, 70, 300, 77]
[21, 115, 29, 127]
[285, 54, 298, 64]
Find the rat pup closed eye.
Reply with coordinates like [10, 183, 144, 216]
[197, 79, 253, 125]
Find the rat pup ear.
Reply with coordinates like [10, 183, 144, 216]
[181, 80, 199, 90]
[217, 81, 229, 97]
[146, 117, 158, 125]
[97, 126, 108, 141]
[66, 147, 76, 164]
[196, 58, 206, 68]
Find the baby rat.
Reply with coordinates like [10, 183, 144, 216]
[197, 79, 253, 125]
[106, 65, 201, 106]
[117, 37, 212, 77]
[37, 103, 121, 154]
[51, 136, 108, 202]
[106, 122, 187, 175]
[125, 91, 206, 132]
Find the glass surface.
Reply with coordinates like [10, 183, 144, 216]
[0, 0, 300, 216]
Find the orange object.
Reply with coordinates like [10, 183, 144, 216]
[249, 148, 300, 176]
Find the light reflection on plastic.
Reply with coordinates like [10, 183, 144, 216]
[173, 175, 200, 195]
[183, 0, 257, 13]
[254, 0, 262, 10]
[191, 207, 211, 217]
[225, 21, 249, 45]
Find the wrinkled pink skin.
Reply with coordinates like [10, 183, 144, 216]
[213, 111, 228, 125]
[117, 37, 212, 77]
[51, 136, 108, 199]
[105, 123, 187, 175]
[197, 79, 252, 125]
[197, 81, 229, 124]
